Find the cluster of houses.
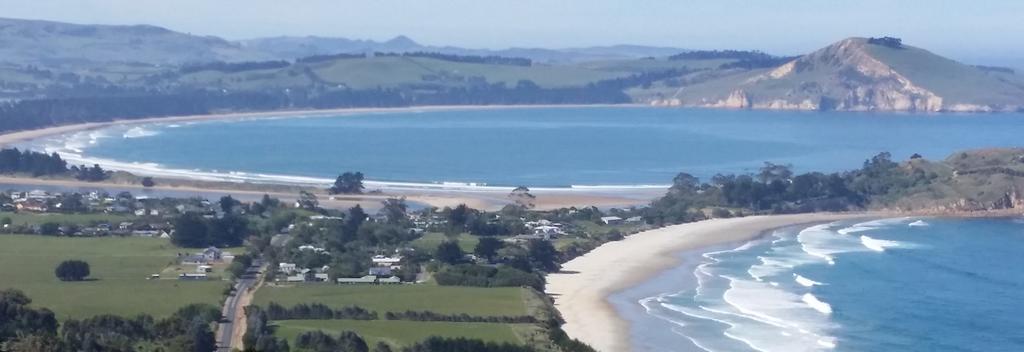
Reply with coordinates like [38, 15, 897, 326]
[2, 190, 225, 218]
[274, 252, 406, 285]
[600, 215, 643, 225]
[173, 247, 235, 280]
[507, 219, 567, 243]
[0, 189, 245, 237]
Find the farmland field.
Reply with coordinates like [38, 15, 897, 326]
[0, 235, 236, 320]
[273, 320, 529, 347]
[0, 212, 135, 226]
[254, 284, 529, 316]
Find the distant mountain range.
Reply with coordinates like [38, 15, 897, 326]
[0, 17, 685, 68]
[0, 17, 274, 67]
[0, 17, 1021, 113]
[238, 36, 686, 64]
[636, 37, 1024, 112]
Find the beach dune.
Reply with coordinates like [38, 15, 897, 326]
[546, 213, 869, 352]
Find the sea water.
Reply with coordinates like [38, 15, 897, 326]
[622, 218, 1024, 351]
[22, 107, 1024, 188]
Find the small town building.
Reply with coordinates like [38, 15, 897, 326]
[178, 273, 208, 280]
[378, 276, 402, 284]
[202, 247, 222, 261]
[600, 216, 624, 225]
[337, 275, 378, 284]
[279, 263, 298, 274]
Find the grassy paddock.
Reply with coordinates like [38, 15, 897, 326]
[0, 235, 235, 320]
[254, 284, 529, 317]
[273, 320, 528, 347]
[0, 211, 135, 226]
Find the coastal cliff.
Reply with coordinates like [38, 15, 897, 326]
[641, 38, 1024, 112]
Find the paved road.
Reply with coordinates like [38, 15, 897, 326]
[217, 262, 262, 351]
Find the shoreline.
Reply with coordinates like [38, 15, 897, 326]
[545, 213, 875, 352]
[0, 103, 641, 147]
[0, 104, 665, 211]
[0, 175, 663, 212]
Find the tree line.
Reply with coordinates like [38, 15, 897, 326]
[0, 148, 68, 177]
[1, 289, 222, 352]
[180, 60, 291, 74]
[374, 52, 533, 66]
[0, 147, 111, 181]
[643, 152, 937, 225]
[668, 50, 778, 61]
[264, 302, 377, 321]
[384, 310, 537, 324]
[171, 212, 250, 248]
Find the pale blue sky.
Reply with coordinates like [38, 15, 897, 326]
[2, 0, 1022, 64]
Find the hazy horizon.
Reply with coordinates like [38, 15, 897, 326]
[1, 0, 1023, 67]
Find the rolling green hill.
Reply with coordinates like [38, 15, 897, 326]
[0, 17, 273, 68]
[633, 37, 1024, 112]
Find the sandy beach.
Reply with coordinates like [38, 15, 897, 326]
[545, 213, 873, 352]
[0, 104, 662, 211]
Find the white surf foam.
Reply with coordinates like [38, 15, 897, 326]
[801, 293, 832, 315]
[860, 235, 901, 252]
[908, 220, 929, 227]
[794, 274, 823, 287]
[122, 126, 160, 138]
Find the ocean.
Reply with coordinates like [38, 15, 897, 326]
[614, 217, 1024, 351]
[20, 107, 1024, 189]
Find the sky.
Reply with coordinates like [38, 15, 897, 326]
[1, 0, 1022, 64]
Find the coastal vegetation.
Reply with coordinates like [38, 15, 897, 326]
[330, 171, 366, 194]
[0, 148, 110, 181]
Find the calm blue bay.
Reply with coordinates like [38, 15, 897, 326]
[32, 107, 1024, 187]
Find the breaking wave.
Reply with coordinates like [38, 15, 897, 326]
[638, 219, 921, 351]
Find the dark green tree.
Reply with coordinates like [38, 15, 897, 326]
[55, 260, 90, 281]
[378, 197, 408, 225]
[474, 237, 504, 261]
[171, 213, 208, 248]
[38, 222, 60, 236]
[219, 195, 240, 214]
[435, 241, 465, 265]
[527, 239, 560, 273]
[329, 172, 365, 194]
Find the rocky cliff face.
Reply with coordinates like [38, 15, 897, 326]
[645, 38, 1024, 112]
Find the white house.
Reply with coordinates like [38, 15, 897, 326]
[279, 263, 298, 274]
[201, 247, 222, 261]
[372, 255, 403, 266]
[298, 245, 329, 254]
[600, 216, 624, 225]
